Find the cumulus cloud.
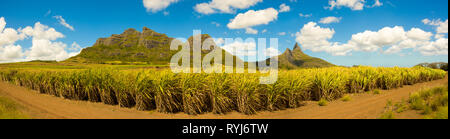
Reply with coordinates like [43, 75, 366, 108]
[349, 26, 408, 52]
[53, 15, 74, 31]
[0, 28, 25, 47]
[327, 0, 382, 11]
[406, 28, 433, 41]
[194, 0, 262, 14]
[264, 47, 281, 57]
[0, 17, 81, 63]
[299, 13, 312, 18]
[21, 22, 64, 40]
[278, 32, 286, 36]
[327, 0, 365, 10]
[319, 16, 342, 24]
[245, 28, 258, 34]
[295, 21, 446, 56]
[417, 38, 448, 56]
[0, 17, 26, 62]
[295, 22, 340, 54]
[227, 8, 278, 29]
[143, 0, 179, 13]
[0, 45, 24, 62]
[279, 3, 291, 13]
[214, 38, 225, 46]
[423, 18, 448, 34]
[220, 39, 280, 59]
[221, 41, 257, 56]
[21, 22, 81, 61]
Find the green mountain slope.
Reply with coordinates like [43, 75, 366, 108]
[66, 27, 333, 69]
[65, 27, 242, 65]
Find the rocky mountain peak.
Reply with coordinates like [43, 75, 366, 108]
[93, 27, 171, 49]
[293, 43, 302, 53]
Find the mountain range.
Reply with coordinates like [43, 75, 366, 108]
[65, 27, 335, 68]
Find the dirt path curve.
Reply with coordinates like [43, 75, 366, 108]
[0, 75, 447, 119]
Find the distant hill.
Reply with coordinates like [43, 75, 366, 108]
[256, 43, 335, 69]
[65, 27, 242, 65]
[66, 27, 334, 69]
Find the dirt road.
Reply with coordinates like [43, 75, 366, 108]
[0, 76, 447, 119]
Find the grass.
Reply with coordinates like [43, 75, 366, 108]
[380, 85, 448, 119]
[318, 99, 328, 106]
[409, 86, 448, 118]
[424, 106, 448, 119]
[0, 96, 29, 119]
[379, 100, 396, 119]
[373, 89, 381, 95]
[341, 95, 352, 102]
[379, 110, 396, 119]
[0, 64, 446, 115]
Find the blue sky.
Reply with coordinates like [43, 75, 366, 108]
[0, 0, 448, 67]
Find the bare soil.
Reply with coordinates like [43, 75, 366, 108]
[0, 75, 447, 119]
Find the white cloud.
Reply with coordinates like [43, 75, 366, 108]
[418, 38, 448, 56]
[211, 22, 221, 27]
[295, 21, 445, 56]
[245, 28, 258, 34]
[435, 34, 444, 39]
[406, 28, 433, 41]
[20, 22, 64, 40]
[382, 28, 433, 54]
[264, 47, 281, 57]
[214, 38, 225, 46]
[21, 22, 80, 61]
[69, 42, 82, 51]
[279, 3, 291, 13]
[262, 29, 268, 33]
[143, 0, 179, 13]
[220, 40, 280, 58]
[194, 0, 262, 14]
[221, 41, 257, 56]
[0, 45, 23, 62]
[53, 15, 74, 31]
[0, 17, 26, 62]
[327, 0, 382, 11]
[436, 19, 448, 35]
[349, 26, 408, 52]
[227, 8, 278, 29]
[299, 13, 312, 18]
[278, 32, 286, 36]
[422, 19, 431, 24]
[295, 22, 335, 52]
[327, 0, 365, 11]
[423, 18, 448, 34]
[371, 0, 383, 7]
[0, 28, 25, 47]
[319, 16, 342, 24]
[0, 17, 81, 63]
